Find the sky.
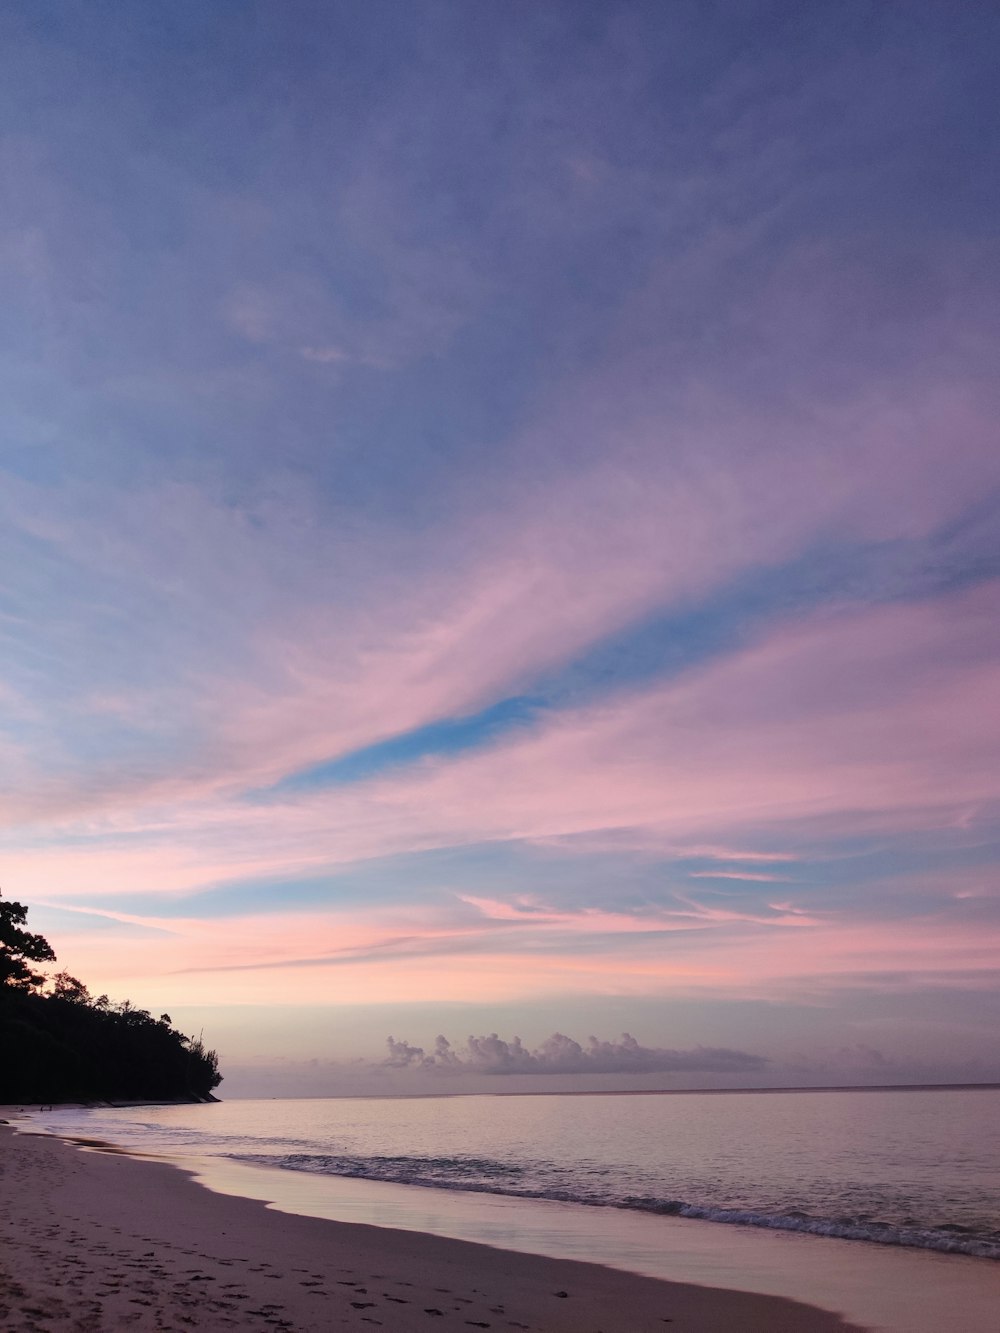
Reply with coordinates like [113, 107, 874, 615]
[2, 1, 999, 1097]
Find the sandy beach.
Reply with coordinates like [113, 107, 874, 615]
[0, 1120, 860, 1332]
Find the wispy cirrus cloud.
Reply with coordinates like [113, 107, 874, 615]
[6, 579, 998, 910]
[3, 338, 997, 831]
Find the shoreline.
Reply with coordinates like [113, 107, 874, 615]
[0, 1120, 860, 1332]
[10, 1103, 1000, 1331]
[10, 1078, 998, 1110]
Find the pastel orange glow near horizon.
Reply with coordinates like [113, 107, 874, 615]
[2, 3, 999, 1094]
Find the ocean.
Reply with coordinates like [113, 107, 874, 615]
[28, 1086, 1000, 1261]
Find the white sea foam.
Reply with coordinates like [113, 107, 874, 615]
[227, 1148, 1000, 1260]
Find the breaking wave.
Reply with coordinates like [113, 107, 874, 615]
[228, 1150, 1000, 1260]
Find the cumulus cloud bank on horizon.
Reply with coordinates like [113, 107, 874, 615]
[384, 1033, 767, 1077]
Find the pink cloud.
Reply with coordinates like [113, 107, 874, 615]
[41, 884, 999, 1012]
[3, 255, 999, 831]
[4, 238, 1000, 1017]
[8, 579, 998, 920]
[418, 581, 998, 840]
[459, 893, 820, 931]
[688, 871, 792, 882]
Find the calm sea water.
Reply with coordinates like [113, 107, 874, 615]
[30, 1087, 1000, 1261]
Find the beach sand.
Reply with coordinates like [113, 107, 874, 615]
[0, 1120, 861, 1332]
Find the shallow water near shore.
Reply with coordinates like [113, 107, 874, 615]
[29, 1086, 1000, 1257]
[23, 1087, 1000, 1332]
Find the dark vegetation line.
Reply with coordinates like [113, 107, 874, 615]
[0, 891, 222, 1105]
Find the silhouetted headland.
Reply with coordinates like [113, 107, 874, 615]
[0, 891, 221, 1105]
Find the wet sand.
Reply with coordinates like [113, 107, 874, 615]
[0, 1121, 860, 1332]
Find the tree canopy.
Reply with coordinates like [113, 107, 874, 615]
[0, 893, 57, 989]
[0, 890, 221, 1105]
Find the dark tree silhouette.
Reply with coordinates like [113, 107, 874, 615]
[0, 891, 222, 1105]
[0, 892, 57, 989]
